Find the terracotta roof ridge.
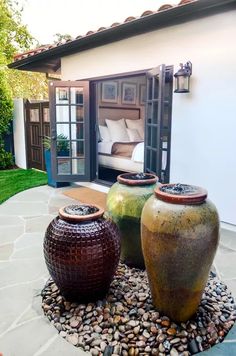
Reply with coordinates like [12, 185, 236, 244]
[13, 0, 196, 62]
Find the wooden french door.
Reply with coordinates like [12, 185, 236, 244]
[49, 81, 93, 182]
[25, 100, 50, 170]
[144, 64, 173, 183]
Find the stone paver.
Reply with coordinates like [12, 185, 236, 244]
[25, 216, 56, 233]
[0, 201, 48, 216]
[15, 232, 44, 249]
[211, 228, 236, 304]
[0, 216, 24, 225]
[200, 324, 236, 355]
[0, 243, 14, 260]
[0, 225, 24, 244]
[0, 185, 84, 356]
[0, 184, 235, 355]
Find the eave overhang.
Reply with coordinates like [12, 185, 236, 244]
[8, 0, 236, 73]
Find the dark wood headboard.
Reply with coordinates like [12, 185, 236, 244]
[98, 106, 141, 125]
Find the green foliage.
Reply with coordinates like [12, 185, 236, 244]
[54, 33, 73, 43]
[6, 69, 48, 99]
[0, 0, 48, 170]
[43, 134, 70, 153]
[0, 71, 14, 169]
[0, 168, 47, 204]
[0, 144, 14, 169]
[0, 0, 48, 100]
[0, 72, 13, 133]
[57, 134, 70, 153]
[0, 0, 34, 63]
[43, 136, 51, 150]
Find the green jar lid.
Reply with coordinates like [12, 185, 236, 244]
[117, 173, 158, 186]
[155, 183, 208, 204]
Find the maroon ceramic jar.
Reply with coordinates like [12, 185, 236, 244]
[44, 204, 121, 302]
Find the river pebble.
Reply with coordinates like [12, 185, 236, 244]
[42, 263, 236, 355]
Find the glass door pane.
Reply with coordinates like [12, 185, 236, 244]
[30, 108, 39, 122]
[50, 81, 91, 182]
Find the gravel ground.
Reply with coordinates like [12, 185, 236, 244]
[42, 263, 236, 356]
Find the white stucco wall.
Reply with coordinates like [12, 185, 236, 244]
[61, 10, 236, 225]
[13, 99, 27, 169]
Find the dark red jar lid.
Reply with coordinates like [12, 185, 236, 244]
[59, 204, 104, 222]
[117, 172, 158, 186]
[155, 183, 208, 204]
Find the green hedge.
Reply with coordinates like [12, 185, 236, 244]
[0, 73, 14, 169]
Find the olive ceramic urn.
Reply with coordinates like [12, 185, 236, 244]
[106, 173, 158, 269]
[44, 204, 121, 302]
[141, 183, 219, 322]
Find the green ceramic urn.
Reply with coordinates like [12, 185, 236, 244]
[141, 183, 219, 322]
[106, 173, 158, 269]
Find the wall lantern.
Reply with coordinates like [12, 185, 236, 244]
[174, 61, 192, 93]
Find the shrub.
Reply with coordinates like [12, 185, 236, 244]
[0, 72, 14, 169]
[0, 74, 13, 135]
[0, 145, 14, 169]
[43, 134, 70, 152]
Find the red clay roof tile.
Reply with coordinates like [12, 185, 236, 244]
[124, 16, 137, 22]
[141, 10, 155, 17]
[158, 4, 174, 11]
[179, 0, 194, 4]
[97, 26, 107, 31]
[86, 30, 95, 36]
[13, 0, 196, 62]
[110, 22, 121, 27]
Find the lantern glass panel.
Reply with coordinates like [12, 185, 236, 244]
[175, 75, 190, 93]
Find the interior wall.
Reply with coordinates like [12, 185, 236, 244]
[61, 9, 236, 225]
[98, 75, 145, 125]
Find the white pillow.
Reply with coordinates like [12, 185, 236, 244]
[126, 128, 142, 141]
[105, 118, 129, 142]
[125, 119, 144, 140]
[99, 125, 111, 142]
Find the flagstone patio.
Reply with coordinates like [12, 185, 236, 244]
[0, 185, 235, 356]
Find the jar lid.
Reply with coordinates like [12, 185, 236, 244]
[155, 183, 208, 204]
[59, 204, 104, 222]
[117, 172, 158, 186]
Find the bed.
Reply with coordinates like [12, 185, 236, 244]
[98, 141, 144, 172]
[98, 106, 144, 172]
[98, 106, 167, 173]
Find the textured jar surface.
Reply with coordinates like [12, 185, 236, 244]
[141, 195, 219, 322]
[106, 181, 157, 269]
[44, 216, 120, 302]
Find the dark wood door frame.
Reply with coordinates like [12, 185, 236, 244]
[25, 100, 50, 171]
[49, 81, 91, 182]
[145, 65, 173, 183]
[89, 67, 173, 184]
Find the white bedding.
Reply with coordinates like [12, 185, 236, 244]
[98, 141, 114, 155]
[99, 154, 143, 173]
[98, 141, 167, 170]
[132, 142, 144, 163]
[131, 142, 167, 169]
[98, 141, 144, 163]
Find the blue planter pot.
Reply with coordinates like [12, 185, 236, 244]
[44, 150, 69, 188]
[57, 150, 69, 157]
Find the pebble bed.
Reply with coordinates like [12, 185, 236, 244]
[42, 264, 236, 356]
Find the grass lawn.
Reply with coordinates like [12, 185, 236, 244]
[0, 168, 48, 204]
